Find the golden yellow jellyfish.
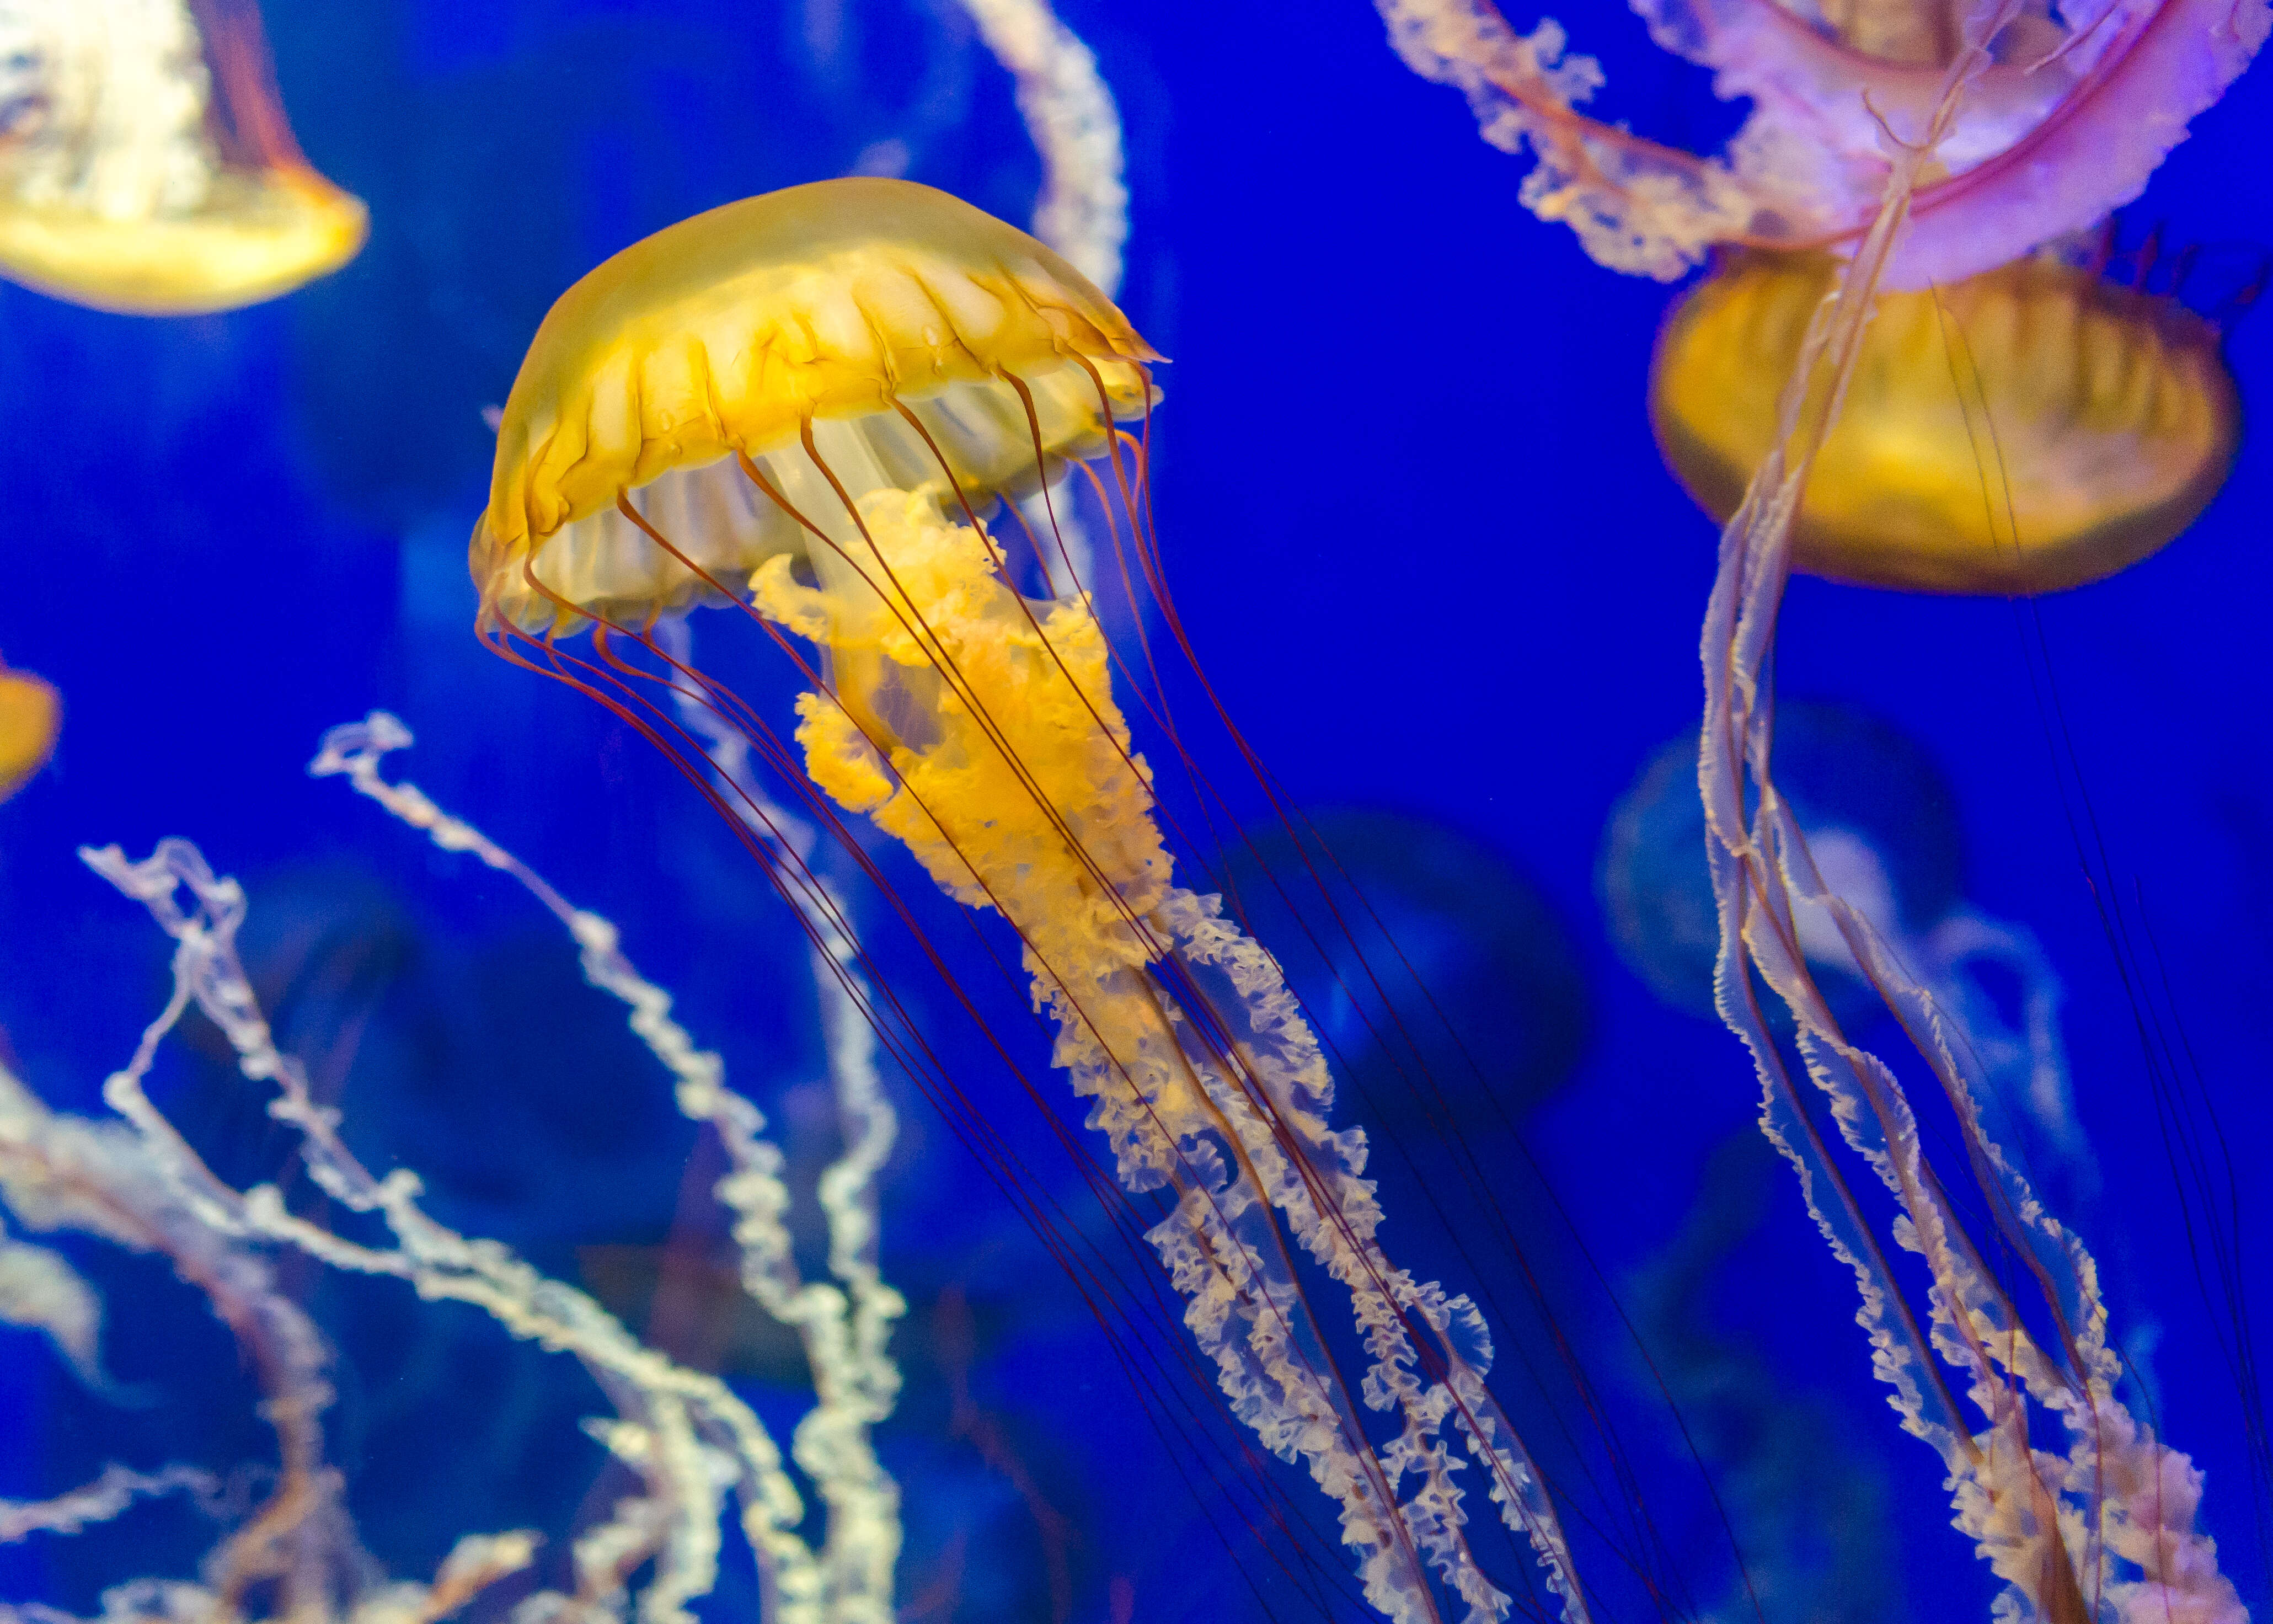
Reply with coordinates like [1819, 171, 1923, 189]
[1649, 248, 2240, 592]
[1378, 0, 2263, 591]
[474, 177, 1600, 1622]
[0, 662, 60, 803]
[0, 0, 365, 313]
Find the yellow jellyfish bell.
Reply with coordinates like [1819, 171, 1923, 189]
[472, 175, 1155, 638]
[0, 665, 60, 803]
[1650, 250, 2239, 594]
[0, 0, 366, 314]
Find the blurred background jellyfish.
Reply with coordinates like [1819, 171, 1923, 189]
[1650, 247, 2244, 592]
[1602, 703, 2094, 1200]
[1376, 0, 2263, 590]
[1620, 1128, 1905, 1624]
[1601, 707, 2207, 1611]
[1602, 704, 1959, 1022]
[0, 0, 366, 313]
[1222, 809, 1588, 1130]
[0, 666, 58, 806]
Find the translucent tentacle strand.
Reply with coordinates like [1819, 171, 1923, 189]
[308, 712, 908, 1624]
[1694, 8, 2246, 1616]
[958, 0, 1129, 295]
[766, 487, 1589, 1622]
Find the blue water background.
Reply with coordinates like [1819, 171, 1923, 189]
[0, 0, 2266, 1618]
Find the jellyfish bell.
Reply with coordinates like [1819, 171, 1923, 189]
[1601, 703, 1965, 1021]
[1218, 806, 1589, 1133]
[471, 175, 1154, 649]
[1384, 0, 2259, 584]
[0, 663, 60, 803]
[0, 0, 366, 314]
[1649, 247, 2241, 591]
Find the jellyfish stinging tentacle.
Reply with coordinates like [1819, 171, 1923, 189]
[470, 177, 1590, 1624]
[757, 488, 1584, 1623]
[1688, 24, 2247, 1618]
[957, 0, 1130, 296]
[1387, 0, 2263, 1599]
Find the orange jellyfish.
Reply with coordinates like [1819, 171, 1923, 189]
[472, 177, 1614, 1622]
[1649, 247, 2242, 591]
[0, 660, 59, 803]
[0, 0, 365, 313]
[1379, 0, 2264, 590]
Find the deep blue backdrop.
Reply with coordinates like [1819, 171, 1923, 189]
[0, 1, 2266, 1620]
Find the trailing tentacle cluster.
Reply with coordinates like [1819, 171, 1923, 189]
[770, 489, 1587, 1623]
